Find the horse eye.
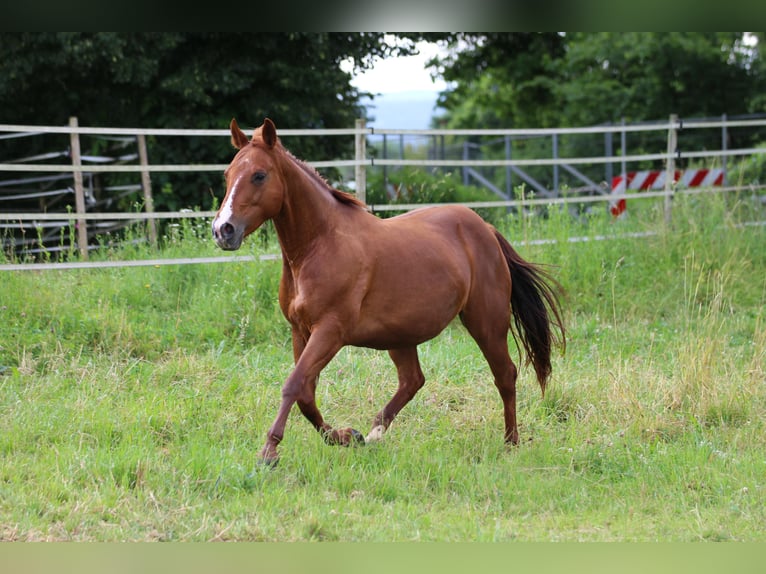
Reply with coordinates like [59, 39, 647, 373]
[251, 171, 267, 185]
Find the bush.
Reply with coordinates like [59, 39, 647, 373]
[366, 167, 508, 225]
[732, 143, 766, 188]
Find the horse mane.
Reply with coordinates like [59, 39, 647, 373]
[280, 145, 367, 210]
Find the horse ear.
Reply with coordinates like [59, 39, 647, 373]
[230, 118, 249, 150]
[261, 118, 277, 149]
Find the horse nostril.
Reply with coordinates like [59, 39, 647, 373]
[221, 222, 235, 239]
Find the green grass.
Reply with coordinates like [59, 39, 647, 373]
[1, 193, 764, 541]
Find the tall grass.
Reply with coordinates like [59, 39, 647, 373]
[0, 192, 764, 541]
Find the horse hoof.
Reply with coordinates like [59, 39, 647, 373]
[350, 429, 365, 446]
[365, 425, 386, 443]
[323, 427, 365, 446]
[242, 458, 278, 487]
[256, 456, 279, 469]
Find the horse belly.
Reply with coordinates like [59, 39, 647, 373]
[349, 256, 468, 349]
[350, 317, 455, 349]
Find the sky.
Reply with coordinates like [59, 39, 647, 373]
[344, 39, 448, 95]
[342, 39, 449, 129]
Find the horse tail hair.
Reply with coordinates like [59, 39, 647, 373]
[493, 228, 566, 395]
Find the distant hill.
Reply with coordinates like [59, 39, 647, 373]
[360, 90, 444, 130]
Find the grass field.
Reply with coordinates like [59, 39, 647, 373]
[1, 192, 764, 541]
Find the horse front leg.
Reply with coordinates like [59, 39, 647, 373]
[295, 372, 364, 448]
[258, 326, 358, 466]
[287, 327, 363, 447]
[288, 328, 331, 436]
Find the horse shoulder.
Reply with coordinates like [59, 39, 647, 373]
[278, 258, 298, 317]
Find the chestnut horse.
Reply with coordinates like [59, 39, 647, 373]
[213, 118, 565, 466]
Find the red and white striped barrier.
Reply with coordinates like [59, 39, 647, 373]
[610, 168, 724, 216]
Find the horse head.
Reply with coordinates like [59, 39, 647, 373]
[212, 118, 285, 250]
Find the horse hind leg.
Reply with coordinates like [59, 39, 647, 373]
[488, 343, 520, 445]
[460, 308, 520, 445]
[366, 346, 425, 442]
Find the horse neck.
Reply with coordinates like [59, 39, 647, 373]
[272, 151, 341, 263]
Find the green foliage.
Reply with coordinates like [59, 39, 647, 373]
[368, 167, 479, 203]
[0, 32, 418, 212]
[429, 33, 565, 129]
[431, 33, 764, 131]
[0, 33, 416, 129]
[366, 167, 507, 224]
[424, 33, 766, 196]
[557, 33, 759, 125]
[732, 143, 766, 187]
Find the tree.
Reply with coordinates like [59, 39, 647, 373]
[558, 32, 760, 125]
[427, 33, 566, 130]
[0, 33, 418, 211]
[427, 33, 765, 189]
[429, 33, 763, 127]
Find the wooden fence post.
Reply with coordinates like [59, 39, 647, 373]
[664, 114, 679, 224]
[69, 116, 88, 260]
[462, 141, 469, 186]
[355, 118, 366, 204]
[504, 135, 512, 199]
[552, 133, 559, 196]
[604, 123, 613, 188]
[620, 117, 627, 198]
[721, 113, 728, 186]
[136, 133, 157, 246]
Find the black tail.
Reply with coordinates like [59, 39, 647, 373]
[494, 229, 566, 394]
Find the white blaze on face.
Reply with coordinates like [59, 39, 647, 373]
[214, 165, 249, 233]
[214, 187, 237, 233]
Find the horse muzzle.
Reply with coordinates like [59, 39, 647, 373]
[212, 218, 244, 251]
